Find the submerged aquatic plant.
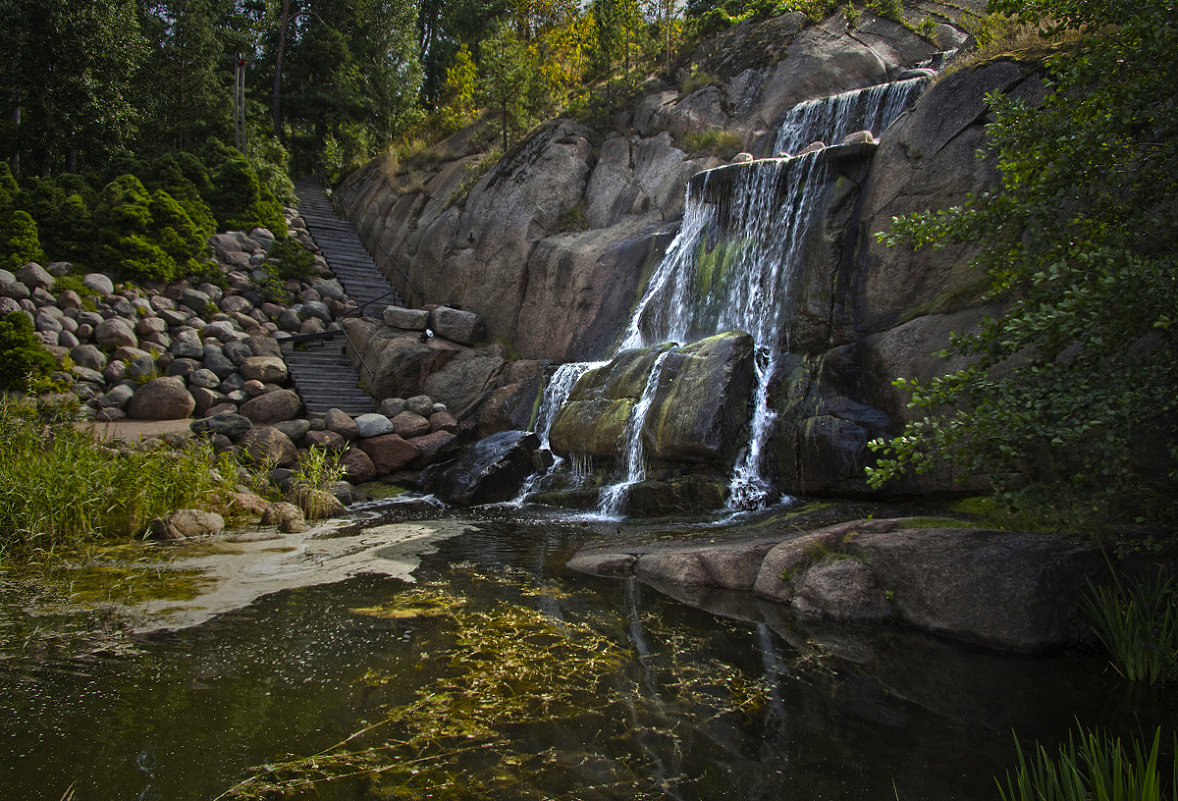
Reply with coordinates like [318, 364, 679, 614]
[219, 571, 768, 800]
[997, 723, 1177, 801]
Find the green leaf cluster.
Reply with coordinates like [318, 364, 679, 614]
[868, 0, 1178, 527]
[0, 312, 56, 392]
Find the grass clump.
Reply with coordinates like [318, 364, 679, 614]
[1084, 568, 1178, 686]
[0, 398, 239, 563]
[681, 130, 745, 159]
[998, 723, 1177, 801]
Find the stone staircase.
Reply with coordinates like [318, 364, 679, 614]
[283, 179, 403, 416]
[293, 178, 404, 311]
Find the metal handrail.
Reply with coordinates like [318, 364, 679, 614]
[315, 171, 426, 308]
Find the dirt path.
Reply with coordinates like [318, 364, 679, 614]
[77, 418, 195, 441]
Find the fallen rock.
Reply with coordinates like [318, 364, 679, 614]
[261, 501, 308, 533]
[238, 389, 303, 423]
[146, 509, 225, 541]
[357, 433, 421, 474]
[240, 425, 298, 467]
[430, 430, 539, 506]
[126, 376, 195, 420]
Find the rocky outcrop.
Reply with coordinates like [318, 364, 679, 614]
[428, 429, 540, 506]
[336, 8, 968, 363]
[330, 3, 1040, 501]
[569, 518, 1107, 652]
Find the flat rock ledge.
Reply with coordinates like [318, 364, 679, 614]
[567, 518, 1106, 653]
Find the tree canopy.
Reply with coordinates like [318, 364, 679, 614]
[868, 0, 1178, 527]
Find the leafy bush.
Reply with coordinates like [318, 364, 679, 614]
[91, 174, 209, 283]
[0, 312, 56, 391]
[209, 154, 286, 234]
[267, 234, 316, 281]
[866, 0, 1178, 527]
[1, 210, 45, 271]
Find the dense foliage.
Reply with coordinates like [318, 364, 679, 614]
[868, 0, 1178, 527]
[1, 0, 783, 184]
[0, 148, 286, 283]
[0, 312, 56, 391]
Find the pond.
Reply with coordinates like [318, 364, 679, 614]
[1, 506, 1174, 801]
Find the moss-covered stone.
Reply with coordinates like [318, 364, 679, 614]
[549, 398, 633, 458]
[645, 331, 754, 464]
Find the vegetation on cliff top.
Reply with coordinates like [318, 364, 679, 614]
[869, 0, 1178, 530]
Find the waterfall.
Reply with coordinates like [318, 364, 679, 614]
[616, 153, 833, 512]
[537, 75, 931, 517]
[533, 361, 604, 451]
[511, 360, 605, 505]
[598, 349, 674, 517]
[773, 76, 928, 155]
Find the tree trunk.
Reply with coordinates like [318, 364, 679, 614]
[272, 0, 292, 142]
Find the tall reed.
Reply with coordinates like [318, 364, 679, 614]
[998, 724, 1176, 801]
[0, 398, 238, 562]
[1084, 565, 1178, 685]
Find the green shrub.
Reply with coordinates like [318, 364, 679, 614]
[681, 130, 745, 158]
[1, 210, 45, 271]
[692, 7, 738, 37]
[209, 154, 286, 234]
[267, 234, 315, 281]
[0, 312, 56, 391]
[866, 0, 902, 22]
[998, 724, 1176, 801]
[44, 193, 94, 265]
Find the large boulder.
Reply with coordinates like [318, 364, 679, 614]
[238, 389, 303, 423]
[126, 377, 195, 420]
[240, 355, 289, 384]
[428, 306, 484, 345]
[550, 334, 754, 467]
[240, 425, 298, 467]
[146, 509, 225, 541]
[430, 430, 540, 506]
[645, 332, 755, 464]
[190, 411, 253, 440]
[357, 433, 420, 474]
[94, 318, 138, 349]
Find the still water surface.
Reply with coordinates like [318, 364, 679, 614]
[1, 509, 1173, 800]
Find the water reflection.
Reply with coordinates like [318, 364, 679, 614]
[0, 512, 1173, 801]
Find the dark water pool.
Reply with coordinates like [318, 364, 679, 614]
[1, 510, 1174, 800]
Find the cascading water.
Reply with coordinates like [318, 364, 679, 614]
[773, 76, 928, 155]
[598, 349, 674, 517]
[538, 74, 931, 517]
[619, 153, 833, 511]
[511, 360, 605, 504]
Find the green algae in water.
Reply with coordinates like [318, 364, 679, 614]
[221, 571, 768, 800]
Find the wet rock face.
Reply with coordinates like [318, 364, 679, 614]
[550, 332, 754, 469]
[569, 518, 1108, 653]
[429, 430, 540, 506]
